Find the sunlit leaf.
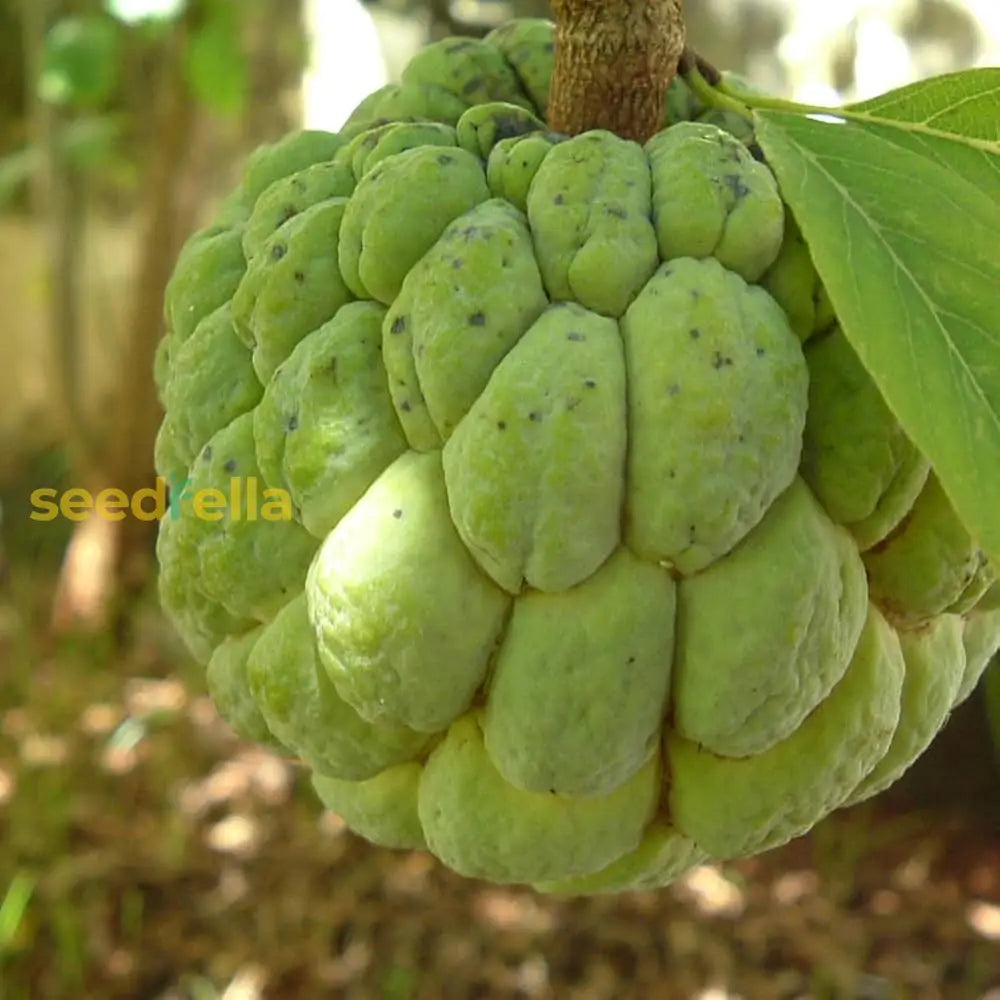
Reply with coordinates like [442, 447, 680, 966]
[754, 70, 1000, 566]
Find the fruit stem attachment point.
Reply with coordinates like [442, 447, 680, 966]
[547, 0, 685, 144]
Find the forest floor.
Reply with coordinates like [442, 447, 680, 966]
[1, 562, 999, 1000]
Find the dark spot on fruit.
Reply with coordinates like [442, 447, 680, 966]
[495, 115, 536, 141]
[202, 446, 213, 461]
[292, 178, 306, 192]
[554, 193, 565, 205]
[690, 288, 701, 301]
[437, 153, 454, 165]
[606, 205, 628, 219]
[469, 312, 486, 326]
[567, 331, 585, 342]
[689, 524, 697, 541]
[723, 173, 751, 199]
[627, 655, 636, 664]
[668, 383, 681, 396]
[529, 411, 542, 422]
[756, 347, 766, 357]
[391, 315, 407, 335]
[463, 76, 485, 95]
[281, 206, 297, 223]
[452, 258, 463, 269]
[400, 400, 412, 412]
[293, 270, 305, 283]
[544, 41, 554, 52]
[271, 242, 287, 260]
[712, 352, 733, 369]
[584, 379, 596, 388]
[497, 420, 507, 431]
[669, 469, 676, 479]
[689, 327, 701, 339]
[393, 508, 403, 519]
[287, 414, 299, 431]
[223, 458, 237, 473]
[566, 397, 581, 411]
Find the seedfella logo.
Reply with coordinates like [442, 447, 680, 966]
[29, 477, 293, 522]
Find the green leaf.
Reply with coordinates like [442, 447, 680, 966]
[183, 3, 246, 117]
[39, 14, 121, 109]
[753, 70, 1000, 566]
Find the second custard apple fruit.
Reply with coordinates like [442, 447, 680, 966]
[153, 18, 998, 893]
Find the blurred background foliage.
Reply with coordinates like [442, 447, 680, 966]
[0, 2, 999, 997]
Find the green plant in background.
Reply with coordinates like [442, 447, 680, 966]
[150, 0, 1000, 893]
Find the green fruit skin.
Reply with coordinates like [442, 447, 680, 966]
[306, 450, 510, 733]
[242, 160, 356, 263]
[338, 145, 491, 304]
[456, 101, 545, 161]
[622, 257, 808, 576]
[247, 594, 429, 781]
[844, 614, 966, 805]
[383, 198, 548, 447]
[646, 121, 784, 282]
[801, 326, 930, 551]
[527, 130, 658, 318]
[253, 300, 408, 539]
[484, 18, 555, 115]
[485, 131, 561, 213]
[535, 823, 707, 896]
[667, 603, 905, 860]
[206, 625, 285, 750]
[232, 198, 355, 384]
[482, 547, 676, 796]
[443, 302, 627, 594]
[340, 121, 458, 182]
[864, 474, 997, 625]
[418, 714, 661, 885]
[314, 763, 427, 851]
[673, 478, 869, 758]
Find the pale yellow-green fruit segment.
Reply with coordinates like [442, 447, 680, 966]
[205, 626, 283, 748]
[164, 225, 246, 343]
[535, 823, 707, 896]
[338, 145, 491, 304]
[246, 594, 430, 781]
[801, 327, 930, 551]
[231, 198, 354, 384]
[864, 473, 996, 624]
[485, 18, 555, 115]
[164, 303, 262, 469]
[313, 762, 427, 851]
[338, 121, 458, 183]
[456, 101, 546, 161]
[622, 257, 808, 576]
[646, 121, 784, 282]
[482, 547, 675, 796]
[383, 198, 548, 449]
[242, 160, 356, 263]
[759, 212, 836, 344]
[845, 614, 966, 805]
[956, 585, 1000, 707]
[307, 450, 510, 733]
[527, 130, 658, 317]
[252, 301, 408, 539]
[418, 714, 660, 884]
[443, 302, 626, 594]
[667, 603, 904, 860]
[401, 36, 532, 110]
[486, 132, 561, 214]
[173, 412, 318, 625]
[673, 478, 868, 757]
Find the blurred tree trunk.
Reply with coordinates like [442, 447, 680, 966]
[51, 10, 202, 635]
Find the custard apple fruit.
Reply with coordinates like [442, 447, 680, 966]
[154, 18, 999, 892]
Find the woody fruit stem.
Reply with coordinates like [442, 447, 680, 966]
[547, 0, 686, 144]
